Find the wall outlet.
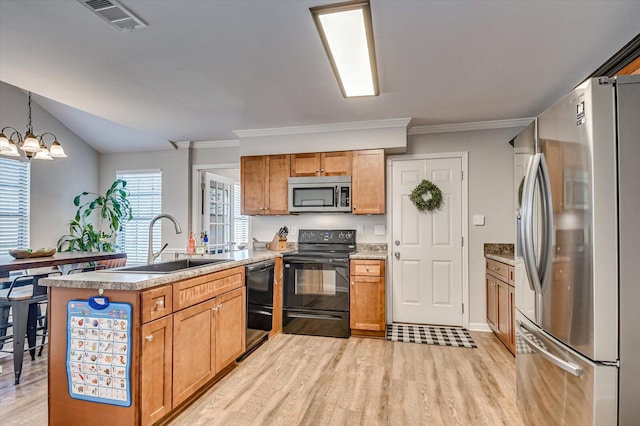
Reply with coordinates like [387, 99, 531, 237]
[290, 226, 298, 237]
[356, 225, 364, 235]
[374, 225, 386, 235]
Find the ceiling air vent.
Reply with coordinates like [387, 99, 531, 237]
[77, 0, 147, 31]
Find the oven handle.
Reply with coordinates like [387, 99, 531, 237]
[287, 312, 344, 321]
[248, 309, 273, 316]
[284, 257, 349, 264]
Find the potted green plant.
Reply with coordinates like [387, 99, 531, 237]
[57, 179, 133, 252]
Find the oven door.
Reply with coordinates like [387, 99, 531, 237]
[283, 257, 349, 312]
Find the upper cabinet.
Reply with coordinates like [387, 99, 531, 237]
[241, 154, 290, 215]
[352, 149, 385, 214]
[290, 151, 352, 177]
[241, 149, 385, 216]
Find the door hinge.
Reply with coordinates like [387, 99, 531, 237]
[462, 303, 464, 314]
[461, 236, 464, 247]
[461, 170, 464, 180]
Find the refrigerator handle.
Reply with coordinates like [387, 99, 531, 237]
[516, 321, 583, 377]
[537, 154, 554, 296]
[521, 154, 543, 295]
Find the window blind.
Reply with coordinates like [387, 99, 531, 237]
[116, 171, 162, 265]
[234, 183, 249, 245]
[0, 158, 30, 255]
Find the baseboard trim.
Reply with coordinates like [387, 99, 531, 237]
[468, 322, 492, 332]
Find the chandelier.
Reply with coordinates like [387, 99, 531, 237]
[0, 92, 67, 160]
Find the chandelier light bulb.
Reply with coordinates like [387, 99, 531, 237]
[49, 140, 67, 158]
[21, 131, 41, 153]
[4, 138, 20, 156]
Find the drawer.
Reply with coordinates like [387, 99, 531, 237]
[141, 285, 172, 323]
[351, 260, 385, 277]
[486, 258, 509, 281]
[173, 266, 245, 311]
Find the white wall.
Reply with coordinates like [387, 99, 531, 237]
[405, 127, 519, 327]
[238, 120, 409, 156]
[99, 149, 190, 251]
[0, 82, 100, 249]
[251, 215, 386, 244]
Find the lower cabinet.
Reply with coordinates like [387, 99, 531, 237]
[214, 287, 246, 373]
[350, 259, 386, 337]
[141, 315, 173, 426]
[172, 298, 218, 406]
[486, 258, 515, 355]
[140, 267, 246, 425]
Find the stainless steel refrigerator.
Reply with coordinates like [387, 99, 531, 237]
[514, 75, 640, 425]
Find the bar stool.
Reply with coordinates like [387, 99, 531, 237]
[0, 270, 60, 384]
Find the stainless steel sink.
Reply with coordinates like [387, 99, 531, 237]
[99, 258, 232, 274]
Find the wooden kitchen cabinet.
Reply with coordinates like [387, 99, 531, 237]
[350, 259, 386, 338]
[486, 258, 515, 355]
[241, 154, 290, 215]
[172, 298, 218, 406]
[486, 274, 498, 330]
[352, 149, 385, 214]
[214, 287, 246, 373]
[290, 151, 352, 177]
[270, 257, 283, 338]
[141, 315, 173, 426]
[48, 266, 247, 426]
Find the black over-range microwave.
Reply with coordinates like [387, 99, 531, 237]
[287, 176, 351, 213]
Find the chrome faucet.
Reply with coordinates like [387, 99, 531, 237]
[147, 214, 183, 264]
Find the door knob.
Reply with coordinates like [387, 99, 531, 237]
[394, 240, 400, 246]
[394, 252, 400, 260]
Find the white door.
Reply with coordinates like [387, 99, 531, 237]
[391, 156, 463, 326]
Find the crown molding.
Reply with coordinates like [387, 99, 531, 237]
[173, 140, 192, 149]
[192, 139, 240, 149]
[408, 118, 534, 135]
[234, 118, 412, 138]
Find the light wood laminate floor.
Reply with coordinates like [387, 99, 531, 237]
[0, 332, 523, 425]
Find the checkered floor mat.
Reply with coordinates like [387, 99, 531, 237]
[515, 328, 547, 354]
[386, 323, 477, 348]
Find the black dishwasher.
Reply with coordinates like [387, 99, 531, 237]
[239, 259, 275, 360]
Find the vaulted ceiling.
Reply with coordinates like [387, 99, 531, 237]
[1, 0, 639, 153]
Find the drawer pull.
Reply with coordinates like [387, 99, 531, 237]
[156, 299, 164, 307]
[145, 335, 153, 342]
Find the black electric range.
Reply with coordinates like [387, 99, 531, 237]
[282, 229, 356, 338]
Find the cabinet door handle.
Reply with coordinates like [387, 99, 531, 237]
[320, 169, 325, 172]
[212, 306, 219, 312]
[351, 281, 355, 286]
[145, 335, 153, 342]
[218, 303, 223, 310]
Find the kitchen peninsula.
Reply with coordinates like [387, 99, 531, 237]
[41, 250, 282, 426]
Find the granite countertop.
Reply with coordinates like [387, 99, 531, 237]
[41, 249, 285, 291]
[485, 253, 515, 266]
[350, 251, 388, 260]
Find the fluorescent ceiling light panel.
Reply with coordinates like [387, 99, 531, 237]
[311, 1, 379, 97]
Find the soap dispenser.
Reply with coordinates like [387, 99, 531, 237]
[186, 231, 196, 254]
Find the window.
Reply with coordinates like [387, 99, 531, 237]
[234, 182, 249, 245]
[0, 158, 30, 255]
[116, 170, 161, 265]
[200, 172, 247, 253]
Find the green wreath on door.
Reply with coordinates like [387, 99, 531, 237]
[410, 179, 443, 211]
